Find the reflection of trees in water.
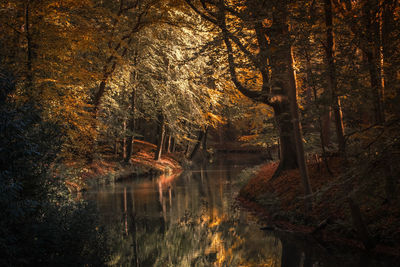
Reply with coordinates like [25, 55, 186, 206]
[104, 203, 282, 266]
[93, 168, 397, 267]
[99, 168, 360, 267]
[98, 168, 284, 266]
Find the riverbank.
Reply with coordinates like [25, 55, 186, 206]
[64, 140, 182, 192]
[238, 158, 400, 257]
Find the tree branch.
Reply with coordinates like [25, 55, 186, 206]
[200, 0, 217, 18]
[184, 0, 218, 24]
[185, 0, 260, 68]
[223, 31, 269, 104]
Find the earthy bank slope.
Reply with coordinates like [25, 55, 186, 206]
[238, 158, 400, 257]
[65, 140, 181, 191]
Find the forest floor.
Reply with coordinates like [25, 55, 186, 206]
[238, 158, 400, 257]
[64, 140, 181, 192]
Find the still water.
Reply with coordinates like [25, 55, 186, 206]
[86, 163, 396, 267]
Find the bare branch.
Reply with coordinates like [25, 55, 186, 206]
[184, 0, 218, 24]
[223, 32, 269, 104]
[185, 0, 260, 68]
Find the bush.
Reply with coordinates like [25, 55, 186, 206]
[0, 70, 109, 266]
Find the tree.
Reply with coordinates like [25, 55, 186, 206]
[324, 0, 346, 154]
[92, 0, 159, 115]
[184, 0, 312, 205]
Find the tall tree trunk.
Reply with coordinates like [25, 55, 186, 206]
[268, 5, 305, 178]
[202, 127, 209, 152]
[166, 134, 172, 153]
[321, 111, 332, 147]
[363, 0, 385, 124]
[154, 114, 165, 161]
[122, 120, 127, 160]
[114, 139, 119, 157]
[365, 51, 385, 124]
[272, 103, 298, 176]
[163, 128, 170, 152]
[305, 36, 332, 174]
[211, 0, 299, 177]
[324, 0, 346, 154]
[382, 0, 399, 116]
[124, 86, 136, 162]
[287, 48, 313, 210]
[125, 53, 138, 163]
[251, 1, 300, 174]
[184, 126, 192, 158]
[269, 0, 312, 209]
[125, 131, 134, 163]
[189, 129, 205, 160]
[277, 139, 281, 160]
[25, 0, 33, 91]
[171, 137, 176, 153]
[333, 98, 345, 152]
[163, 131, 169, 152]
[184, 140, 191, 157]
[313, 90, 333, 175]
[89, 8, 145, 162]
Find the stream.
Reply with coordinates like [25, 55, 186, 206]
[85, 161, 396, 267]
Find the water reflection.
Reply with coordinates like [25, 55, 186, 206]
[86, 164, 395, 267]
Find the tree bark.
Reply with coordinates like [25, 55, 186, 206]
[170, 137, 176, 153]
[321, 111, 332, 148]
[124, 104, 136, 163]
[362, 0, 385, 124]
[122, 120, 127, 160]
[124, 53, 138, 163]
[382, 0, 399, 116]
[25, 0, 33, 90]
[305, 36, 332, 174]
[189, 129, 205, 160]
[272, 103, 298, 174]
[166, 134, 172, 153]
[268, 0, 313, 209]
[324, 0, 346, 154]
[219, 0, 299, 176]
[154, 114, 165, 161]
[287, 51, 313, 210]
[365, 51, 385, 124]
[163, 131, 169, 152]
[185, 0, 303, 178]
[184, 140, 191, 158]
[202, 126, 208, 152]
[114, 139, 119, 157]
